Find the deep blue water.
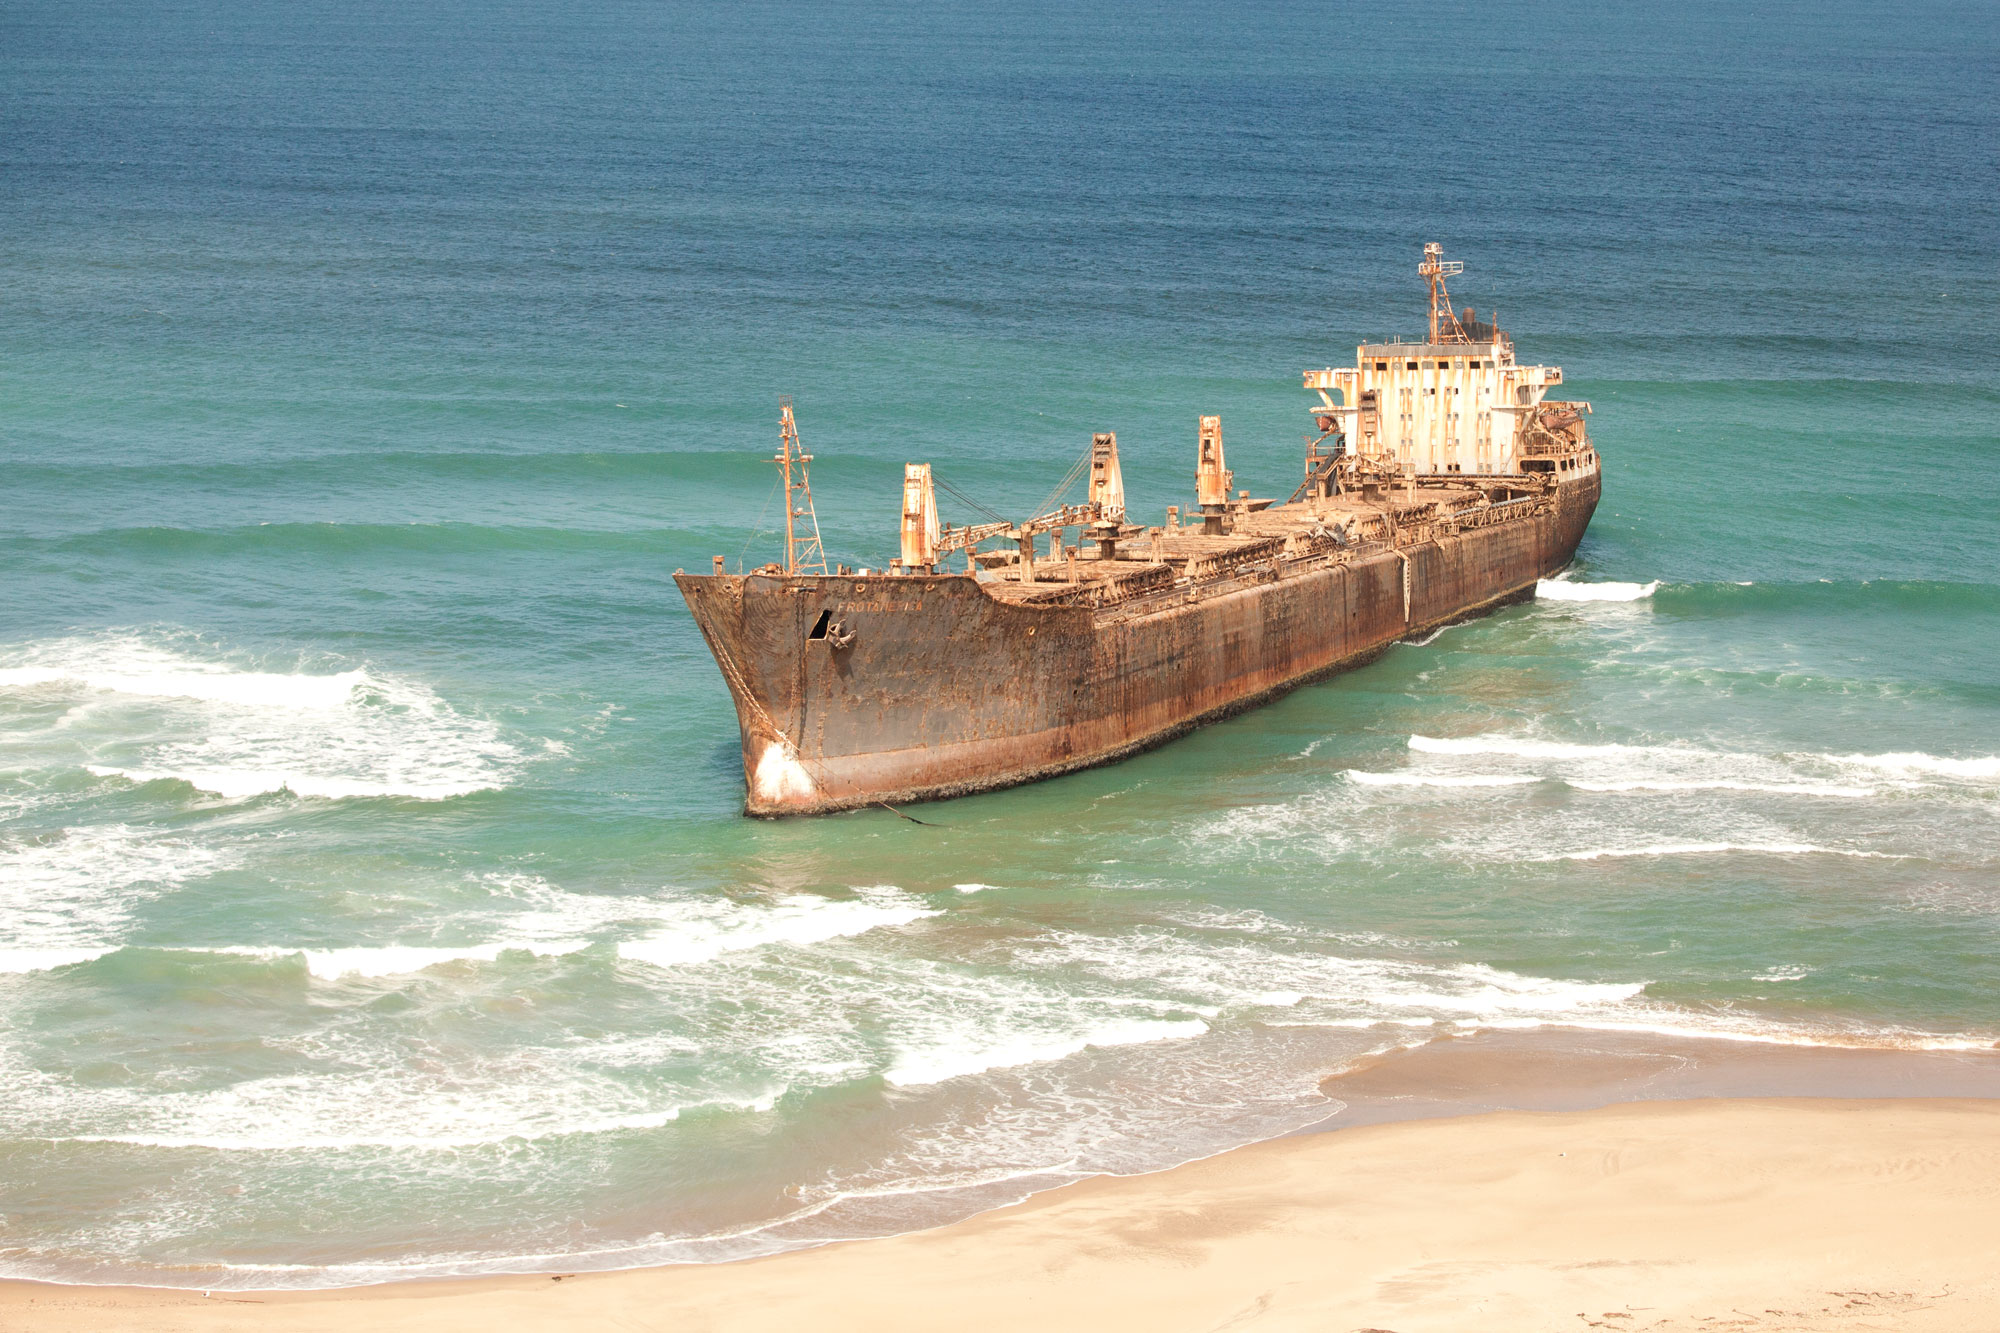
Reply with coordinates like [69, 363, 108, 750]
[2, 0, 1997, 1287]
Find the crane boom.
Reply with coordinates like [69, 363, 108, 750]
[935, 503, 1103, 556]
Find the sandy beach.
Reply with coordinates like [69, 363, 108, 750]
[7, 1093, 1998, 1333]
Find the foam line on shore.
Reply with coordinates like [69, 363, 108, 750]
[58, 1093, 784, 1151]
[1537, 842, 1903, 862]
[884, 1016, 1210, 1087]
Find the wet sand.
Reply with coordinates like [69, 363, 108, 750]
[1311, 1027, 2000, 1128]
[8, 1037, 2000, 1332]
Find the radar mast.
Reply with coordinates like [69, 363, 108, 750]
[775, 397, 828, 576]
[1419, 242, 1470, 344]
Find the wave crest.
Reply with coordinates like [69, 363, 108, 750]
[1536, 577, 1660, 603]
[2, 633, 519, 801]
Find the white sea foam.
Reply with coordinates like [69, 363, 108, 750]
[617, 890, 936, 971]
[1753, 965, 1814, 983]
[288, 942, 590, 979]
[16, 870, 1993, 1291]
[0, 825, 229, 967]
[1535, 577, 1660, 602]
[57, 1091, 781, 1152]
[1032, 927, 1651, 1030]
[1403, 734, 1958, 801]
[1565, 778, 1878, 798]
[0, 663, 363, 709]
[86, 765, 505, 801]
[1204, 729, 1971, 873]
[1362, 962, 1648, 1016]
[1343, 770, 1538, 788]
[1539, 842, 1898, 862]
[1835, 751, 2000, 781]
[0, 992, 791, 1154]
[0, 946, 122, 975]
[953, 883, 1004, 893]
[884, 1016, 1210, 1087]
[159, 883, 937, 982]
[2, 634, 519, 801]
[1409, 734, 1652, 759]
[472, 871, 706, 941]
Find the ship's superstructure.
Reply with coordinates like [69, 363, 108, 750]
[677, 246, 1601, 816]
[1302, 245, 1588, 486]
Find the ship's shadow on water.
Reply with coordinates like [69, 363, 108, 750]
[704, 739, 744, 788]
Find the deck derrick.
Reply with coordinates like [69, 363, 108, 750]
[675, 245, 1602, 816]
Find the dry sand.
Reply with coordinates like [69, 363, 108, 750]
[6, 1096, 1999, 1332]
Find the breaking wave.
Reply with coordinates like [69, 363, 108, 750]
[0, 825, 230, 972]
[1406, 734, 1999, 791]
[1838, 751, 2000, 781]
[1563, 779, 1877, 797]
[1343, 770, 1538, 789]
[246, 942, 594, 980]
[1216, 729, 1998, 871]
[884, 1016, 1211, 1088]
[1536, 577, 1660, 603]
[1538, 842, 1904, 862]
[0, 663, 364, 709]
[616, 889, 936, 971]
[0, 633, 519, 801]
[1409, 734, 1652, 759]
[0, 946, 124, 975]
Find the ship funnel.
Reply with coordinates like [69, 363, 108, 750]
[899, 462, 940, 571]
[1089, 432, 1125, 522]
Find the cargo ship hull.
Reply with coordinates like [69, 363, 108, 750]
[677, 471, 1599, 816]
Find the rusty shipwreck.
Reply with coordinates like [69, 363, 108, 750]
[676, 245, 1601, 816]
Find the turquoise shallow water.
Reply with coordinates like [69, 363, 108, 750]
[3, 0, 1998, 1288]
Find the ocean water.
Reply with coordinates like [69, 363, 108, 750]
[3, 0, 1998, 1289]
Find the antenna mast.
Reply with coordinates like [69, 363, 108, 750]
[775, 397, 828, 576]
[1419, 242, 1470, 344]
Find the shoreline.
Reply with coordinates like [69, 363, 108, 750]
[6, 1033, 2000, 1330]
[6, 1097, 1997, 1331]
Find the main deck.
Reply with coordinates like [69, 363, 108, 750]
[973, 474, 1566, 620]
